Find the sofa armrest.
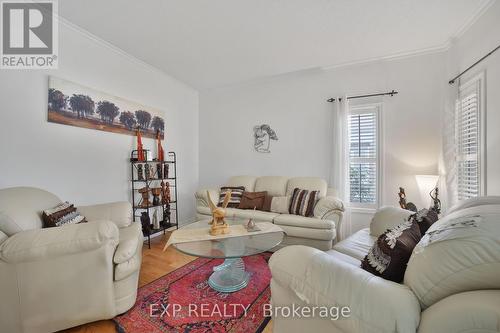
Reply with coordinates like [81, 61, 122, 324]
[78, 201, 132, 228]
[0, 221, 119, 264]
[269, 245, 421, 333]
[419, 290, 500, 333]
[314, 196, 344, 226]
[195, 189, 220, 207]
[0, 230, 7, 246]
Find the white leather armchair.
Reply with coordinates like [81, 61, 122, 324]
[0, 187, 143, 333]
[269, 201, 500, 333]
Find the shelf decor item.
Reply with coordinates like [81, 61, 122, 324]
[136, 129, 145, 161]
[137, 164, 144, 180]
[156, 130, 164, 162]
[207, 190, 231, 236]
[151, 188, 161, 206]
[131, 150, 178, 248]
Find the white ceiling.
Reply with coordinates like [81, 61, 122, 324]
[59, 0, 492, 89]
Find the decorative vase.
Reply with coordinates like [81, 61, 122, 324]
[151, 187, 161, 206]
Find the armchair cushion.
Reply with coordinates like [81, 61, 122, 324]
[0, 221, 119, 264]
[370, 206, 414, 237]
[333, 228, 375, 261]
[270, 245, 421, 333]
[274, 214, 335, 230]
[77, 201, 132, 228]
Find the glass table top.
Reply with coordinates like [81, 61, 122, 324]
[172, 218, 284, 259]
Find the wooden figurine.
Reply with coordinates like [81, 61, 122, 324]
[161, 180, 171, 204]
[207, 190, 231, 236]
[136, 129, 145, 161]
[138, 187, 151, 207]
[151, 187, 161, 205]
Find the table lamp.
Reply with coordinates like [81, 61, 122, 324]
[415, 175, 441, 214]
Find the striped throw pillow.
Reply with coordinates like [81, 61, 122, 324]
[218, 186, 245, 208]
[289, 188, 319, 217]
[42, 202, 86, 228]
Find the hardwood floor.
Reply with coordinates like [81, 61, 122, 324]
[64, 233, 273, 333]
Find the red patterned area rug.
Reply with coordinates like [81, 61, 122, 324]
[113, 253, 272, 333]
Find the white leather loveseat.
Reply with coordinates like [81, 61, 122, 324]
[195, 176, 344, 250]
[269, 197, 500, 333]
[0, 187, 143, 333]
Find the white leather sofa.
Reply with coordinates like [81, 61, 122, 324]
[269, 198, 500, 333]
[0, 187, 143, 333]
[195, 176, 344, 250]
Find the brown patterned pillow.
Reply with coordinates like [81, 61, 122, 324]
[289, 188, 319, 217]
[238, 191, 268, 210]
[262, 194, 273, 212]
[218, 186, 245, 208]
[361, 216, 422, 282]
[413, 208, 439, 235]
[42, 202, 86, 228]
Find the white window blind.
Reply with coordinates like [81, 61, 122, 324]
[348, 106, 379, 206]
[456, 74, 485, 201]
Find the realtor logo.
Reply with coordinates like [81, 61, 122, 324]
[1, 0, 58, 69]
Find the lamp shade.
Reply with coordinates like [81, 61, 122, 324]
[415, 175, 439, 209]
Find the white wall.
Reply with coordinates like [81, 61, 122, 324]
[0, 22, 199, 224]
[445, 1, 500, 199]
[200, 52, 445, 232]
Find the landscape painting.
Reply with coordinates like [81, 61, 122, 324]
[48, 77, 165, 139]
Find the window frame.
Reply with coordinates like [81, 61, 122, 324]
[456, 72, 487, 201]
[348, 103, 383, 210]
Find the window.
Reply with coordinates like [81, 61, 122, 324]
[348, 104, 381, 207]
[456, 73, 486, 201]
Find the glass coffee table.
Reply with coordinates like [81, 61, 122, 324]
[172, 219, 284, 293]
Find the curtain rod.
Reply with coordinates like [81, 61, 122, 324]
[326, 90, 398, 103]
[449, 44, 500, 84]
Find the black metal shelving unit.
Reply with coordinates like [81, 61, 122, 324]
[130, 151, 179, 248]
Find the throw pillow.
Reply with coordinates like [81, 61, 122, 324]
[270, 196, 290, 214]
[218, 186, 245, 208]
[42, 202, 86, 228]
[412, 208, 439, 235]
[289, 188, 319, 217]
[262, 194, 273, 212]
[238, 191, 268, 210]
[361, 217, 422, 282]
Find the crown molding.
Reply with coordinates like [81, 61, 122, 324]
[451, 0, 496, 40]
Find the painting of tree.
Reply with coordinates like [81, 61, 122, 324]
[151, 116, 165, 133]
[135, 110, 152, 129]
[97, 101, 120, 124]
[119, 111, 137, 130]
[69, 94, 95, 118]
[48, 88, 67, 111]
[48, 77, 165, 139]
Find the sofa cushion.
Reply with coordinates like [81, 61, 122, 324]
[262, 195, 273, 212]
[405, 204, 500, 309]
[254, 176, 288, 196]
[333, 228, 376, 261]
[446, 196, 500, 215]
[224, 208, 279, 222]
[218, 186, 245, 208]
[0, 187, 62, 236]
[289, 188, 319, 217]
[286, 177, 327, 198]
[226, 176, 257, 192]
[270, 196, 290, 214]
[413, 208, 439, 235]
[370, 206, 414, 237]
[274, 214, 335, 230]
[277, 224, 335, 241]
[361, 218, 422, 283]
[238, 191, 267, 210]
